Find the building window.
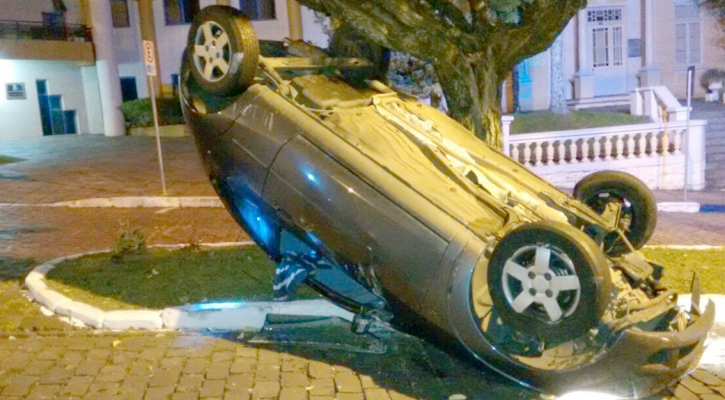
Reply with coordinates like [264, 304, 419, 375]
[675, 1, 702, 65]
[164, 0, 200, 25]
[592, 28, 609, 67]
[612, 26, 623, 66]
[591, 26, 623, 68]
[171, 74, 180, 96]
[111, 0, 130, 28]
[240, 0, 276, 21]
[587, 8, 622, 23]
[588, 7, 624, 68]
[120, 77, 138, 102]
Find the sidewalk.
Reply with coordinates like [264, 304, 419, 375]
[0, 135, 213, 205]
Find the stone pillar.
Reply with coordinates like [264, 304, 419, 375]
[573, 9, 594, 100]
[88, 0, 125, 136]
[639, 0, 661, 86]
[79, 0, 90, 25]
[287, 0, 303, 40]
[137, 0, 162, 96]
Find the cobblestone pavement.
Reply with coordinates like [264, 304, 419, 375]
[1, 205, 722, 262]
[0, 327, 550, 400]
[0, 207, 248, 260]
[649, 213, 725, 246]
[0, 136, 213, 205]
[0, 327, 722, 400]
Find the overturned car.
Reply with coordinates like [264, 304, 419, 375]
[180, 6, 714, 397]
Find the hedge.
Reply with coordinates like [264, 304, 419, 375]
[120, 97, 185, 128]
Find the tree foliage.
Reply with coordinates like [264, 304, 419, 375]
[296, 0, 585, 148]
[702, 0, 725, 18]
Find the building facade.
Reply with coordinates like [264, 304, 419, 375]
[1, 0, 723, 139]
[515, 0, 725, 112]
[0, 0, 329, 139]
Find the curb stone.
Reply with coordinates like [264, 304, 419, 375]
[0, 196, 224, 208]
[645, 245, 725, 250]
[24, 242, 355, 331]
[657, 202, 700, 213]
[23, 243, 725, 329]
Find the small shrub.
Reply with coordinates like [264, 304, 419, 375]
[111, 224, 147, 263]
[120, 97, 185, 128]
[700, 69, 725, 91]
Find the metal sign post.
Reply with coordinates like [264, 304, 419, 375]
[684, 66, 695, 201]
[143, 40, 167, 195]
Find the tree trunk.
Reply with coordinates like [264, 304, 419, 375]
[549, 34, 569, 115]
[432, 48, 506, 150]
[431, 47, 486, 140]
[474, 59, 504, 150]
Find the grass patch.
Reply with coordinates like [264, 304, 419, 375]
[0, 257, 71, 332]
[0, 155, 22, 165]
[510, 111, 650, 134]
[641, 248, 725, 294]
[46, 246, 321, 311]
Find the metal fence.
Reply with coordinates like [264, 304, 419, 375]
[0, 20, 92, 42]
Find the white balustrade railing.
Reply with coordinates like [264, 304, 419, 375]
[505, 119, 708, 190]
[631, 86, 689, 123]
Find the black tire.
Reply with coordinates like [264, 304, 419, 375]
[187, 6, 259, 97]
[574, 170, 657, 255]
[488, 222, 612, 344]
[330, 24, 385, 83]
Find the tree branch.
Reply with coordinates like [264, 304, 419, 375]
[494, 0, 586, 69]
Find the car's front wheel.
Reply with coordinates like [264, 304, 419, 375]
[187, 6, 259, 97]
[487, 221, 612, 344]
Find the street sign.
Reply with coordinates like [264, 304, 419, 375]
[143, 40, 157, 77]
[142, 39, 165, 194]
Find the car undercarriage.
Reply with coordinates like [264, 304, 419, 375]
[180, 6, 715, 397]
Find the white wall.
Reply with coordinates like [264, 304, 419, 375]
[625, 0, 642, 91]
[0, 60, 93, 139]
[81, 66, 104, 134]
[301, 5, 330, 48]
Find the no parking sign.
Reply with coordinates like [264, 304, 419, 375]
[143, 40, 157, 77]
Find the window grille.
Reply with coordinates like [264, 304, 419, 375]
[587, 9, 622, 23]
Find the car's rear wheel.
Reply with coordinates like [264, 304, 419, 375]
[487, 221, 612, 344]
[574, 170, 657, 255]
[330, 24, 385, 84]
[187, 6, 259, 97]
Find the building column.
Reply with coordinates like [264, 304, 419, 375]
[137, 0, 162, 96]
[639, 0, 661, 86]
[287, 0, 303, 40]
[573, 9, 594, 100]
[88, 0, 125, 136]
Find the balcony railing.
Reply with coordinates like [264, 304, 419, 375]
[0, 20, 91, 42]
